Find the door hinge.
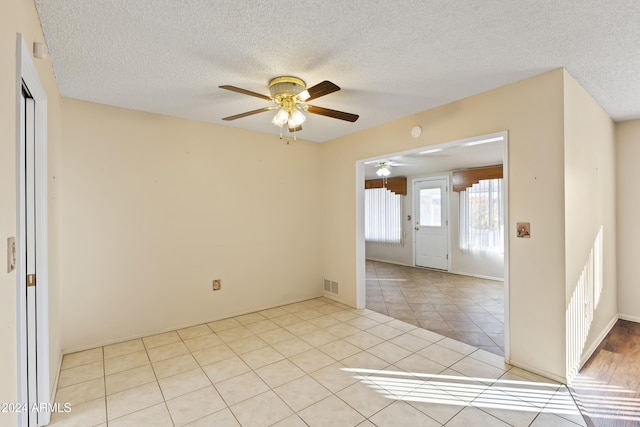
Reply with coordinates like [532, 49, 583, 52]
[446, 254, 449, 260]
[27, 273, 36, 287]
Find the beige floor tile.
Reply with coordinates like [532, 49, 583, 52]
[366, 324, 404, 340]
[385, 318, 418, 332]
[226, 335, 268, 354]
[310, 362, 359, 393]
[293, 309, 324, 320]
[183, 333, 223, 352]
[152, 353, 199, 379]
[449, 356, 507, 381]
[158, 367, 211, 400]
[245, 319, 280, 334]
[298, 395, 365, 427]
[271, 337, 314, 357]
[285, 321, 320, 336]
[57, 361, 104, 388]
[343, 331, 384, 350]
[166, 386, 226, 426]
[307, 315, 341, 329]
[106, 382, 164, 420]
[255, 359, 305, 388]
[446, 406, 510, 426]
[274, 375, 331, 411]
[325, 323, 361, 338]
[234, 312, 267, 325]
[201, 355, 251, 384]
[240, 346, 285, 370]
[340, 351, 389, 371]
[271, 313, 304, 327]
[289, 348, 336, 373]
[177, 324, 213, 341]
[104, 350, 149, 375]
[207, 317, 242, 332]
[256, 327, 296, 345]
[104, 339, 145, 359]
[108, 403, 173, 427]
[61, 348, 103, 369]
[299, 330, 340, 347]
[105, 364, 156, 395]
[408, 327, 446, 343]
[216, 371, 269, 406]
[439, 337, 478, 355]
[369, 400, 441, 427]
[389, 332, 432, 352]
[147, 341, 189, 363]
[406, 392, 464, 424]
[48, 397, 106, 427]
[417, 343, 466, 367]
[184, 408, 240, 426]
[318, 339, 361, 361]
[216, 326, 255, 343]
[336, 380, 394, 418]
[54, 377, 105, 406]
[192, 343, 235, 366]
[258, 307, 289, 319]
[330, 310, 361, 322]
[230, 390, 293, 427]
[315, 304, 343, 315]
[142, 331, 181, 349]
[346, 316, 381, 330]
[270, 414, 308, 427]
[366, 342, 412, 364]
[393, 353, 446, 377]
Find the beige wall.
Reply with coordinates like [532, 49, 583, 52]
[321, 70, 569, 380]
[563, 71, 618, 363]
[0, 0, 63, 424]
[59, 99, 324, 351]
[616, 119, 640, 321]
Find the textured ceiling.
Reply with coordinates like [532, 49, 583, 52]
[35, 0, 640, 143]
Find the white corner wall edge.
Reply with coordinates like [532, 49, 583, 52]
[577, 314, 619, 374]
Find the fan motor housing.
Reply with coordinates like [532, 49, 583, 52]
[269, 76, 306, 98]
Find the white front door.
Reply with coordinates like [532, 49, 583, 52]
[414, 178, 449, 270]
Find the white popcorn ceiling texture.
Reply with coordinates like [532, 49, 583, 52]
[35, 0, 640, 143]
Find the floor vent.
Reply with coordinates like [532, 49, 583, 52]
[323, 279, 339, 295]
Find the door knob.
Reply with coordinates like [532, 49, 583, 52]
[414, 226, 419, 231]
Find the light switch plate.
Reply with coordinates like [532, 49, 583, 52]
[7, 237, 16, 273]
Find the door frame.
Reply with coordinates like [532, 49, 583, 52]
[412, 176, 450, 271]
[16, 33, 51, 426]
[356, 131, 510, 362]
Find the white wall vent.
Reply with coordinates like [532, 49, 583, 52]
[323, 278, 339, 295]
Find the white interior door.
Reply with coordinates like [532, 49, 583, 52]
[17, 34, 50, 427]
[414, 178, 449, 270]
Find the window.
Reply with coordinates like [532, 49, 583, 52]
[365, 188, 403, 244]
[459, 178, 504, 252]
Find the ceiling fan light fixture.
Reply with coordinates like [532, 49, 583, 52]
[376, 164, 391, 177]
[272, 108, 289, 127]
[288, 108, 306, 128]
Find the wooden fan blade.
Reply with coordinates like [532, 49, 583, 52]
[305, 81, 340, 101]
[222, 106, 275, 121]
[307, 105, 359, 122]
[288, 125, 302, 132]
[219, 85, 272, 101]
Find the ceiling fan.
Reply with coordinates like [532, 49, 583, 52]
[219, 76, 359, 135]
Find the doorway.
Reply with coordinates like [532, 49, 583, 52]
[357, 131, 510, 361]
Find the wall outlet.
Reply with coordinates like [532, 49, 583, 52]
[212, 279, 221, 291]
[7, 237, 16, 273]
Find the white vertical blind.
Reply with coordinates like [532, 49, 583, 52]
[459, 178, 504, 252]
[365, 188, 403, 244]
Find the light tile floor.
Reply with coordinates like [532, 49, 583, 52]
[366, 260, 505, 356]
[50, 297, 586, 426]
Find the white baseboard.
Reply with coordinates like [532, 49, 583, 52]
[448, 270, 504, 282]
[618, 313, 640, 323]
[507, 359, 567, 384]
[365, 258, 414, 267]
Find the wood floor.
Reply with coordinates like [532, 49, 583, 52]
[570, 320, 640, 427]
